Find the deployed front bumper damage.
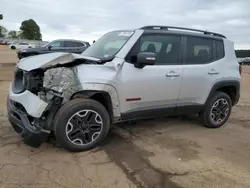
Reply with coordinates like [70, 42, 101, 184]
[7, 84, 50, 147]
[7, 66, 84, 147]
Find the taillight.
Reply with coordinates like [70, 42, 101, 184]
[239, 65, 242, 75]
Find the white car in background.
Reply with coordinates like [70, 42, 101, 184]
[9, 42, 35, 50]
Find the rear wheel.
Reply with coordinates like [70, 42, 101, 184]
[11, 46, 16, 50]
[54, 98, 110, 152]
[200, 92, 232, 128]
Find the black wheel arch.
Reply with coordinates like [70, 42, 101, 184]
[71, 90, 114, 121]
[206, 80, 240, 106]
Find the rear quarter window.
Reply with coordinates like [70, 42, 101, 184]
[215, 40, 225, 60]
[75, 42, 86, 47]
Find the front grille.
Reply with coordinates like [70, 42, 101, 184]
[12, 67, 26, 94]
[12, 101, 26, 112]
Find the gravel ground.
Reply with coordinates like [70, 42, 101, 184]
[0, 47, 250, 188]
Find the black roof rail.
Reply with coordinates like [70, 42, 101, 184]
[140, 25, 226, 38]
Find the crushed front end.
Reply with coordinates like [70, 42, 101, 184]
[7, 65, 80, 147]
[7, 53, 104, 147]
[8, 67, 51, 147]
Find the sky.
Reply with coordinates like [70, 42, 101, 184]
[1, 0, 250, 49]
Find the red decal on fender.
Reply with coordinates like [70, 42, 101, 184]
[126, 98, 141, 102]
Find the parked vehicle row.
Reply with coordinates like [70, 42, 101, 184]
[0, 39, 9, 45]
[7, 25, 241, 151]
[239, 59, 250, 65]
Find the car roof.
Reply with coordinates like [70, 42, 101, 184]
[51, 39, 88, 44]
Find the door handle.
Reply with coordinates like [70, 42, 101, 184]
[208, 69, 220, 75]
[166, 71, 180, 77]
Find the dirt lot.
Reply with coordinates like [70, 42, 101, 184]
[0, 46, 250, 188]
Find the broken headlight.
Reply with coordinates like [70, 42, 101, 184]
[12, 67, 26, 94]
[26, 70, 44, 94]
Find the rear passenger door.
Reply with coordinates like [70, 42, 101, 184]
[62, 41, 77, 53]
[18, 43, 29, 50]
[178, 36, 225, 111]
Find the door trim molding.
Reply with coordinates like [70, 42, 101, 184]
[121, 103, 204, 121]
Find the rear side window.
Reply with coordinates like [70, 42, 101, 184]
[64, 41, 77, 47]
[186, 36, 213, 64]
[215, 40, 225, 60]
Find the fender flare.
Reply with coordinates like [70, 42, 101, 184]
[72, 83, 121, 119]
[206, 80, 240, 105]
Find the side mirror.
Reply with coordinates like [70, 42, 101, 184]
[48, 45, 52, 50]
[135, 52, 156, 68]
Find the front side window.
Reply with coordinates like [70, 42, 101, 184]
[49, 41, 63, 48]
[127, 34, 182, 65]
[186, 36, 213, 64]
[82, 31, 134, 60]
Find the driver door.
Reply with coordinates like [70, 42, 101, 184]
[117, 33, 184, 120]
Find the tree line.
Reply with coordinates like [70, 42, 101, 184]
[0, 14, 42, 40]
[235, 50, 250, 58]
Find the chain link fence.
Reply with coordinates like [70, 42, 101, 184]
[0, 37, 49, 47]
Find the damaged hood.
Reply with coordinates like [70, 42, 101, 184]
[17, 52, 101, 71]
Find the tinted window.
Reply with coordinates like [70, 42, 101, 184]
[64, 41, 76, 47]
[215, 40, 224, 60]
[186, 37, 213, 64]
[127, 34, 181, 65]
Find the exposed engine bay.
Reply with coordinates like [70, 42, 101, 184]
[40, 67, 82, 102]
[19, 56, 98, 104]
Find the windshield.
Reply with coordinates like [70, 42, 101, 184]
[82, 31, 134, 59]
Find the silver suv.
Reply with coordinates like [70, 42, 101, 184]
[7, 26, 241, 151]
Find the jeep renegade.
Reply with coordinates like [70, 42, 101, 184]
[7, 26, 241, 151]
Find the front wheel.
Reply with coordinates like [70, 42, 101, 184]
[200, 92, 232, 128]
[53, 98, 110, 152]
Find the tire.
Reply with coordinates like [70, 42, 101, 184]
[53, 98, 110, 152]
[200, 92, 232, 128]
[11, 46, 16, 50]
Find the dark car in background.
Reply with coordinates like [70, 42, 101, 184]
[17, 39, 90, 59]
[239, 59, 250, 66]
